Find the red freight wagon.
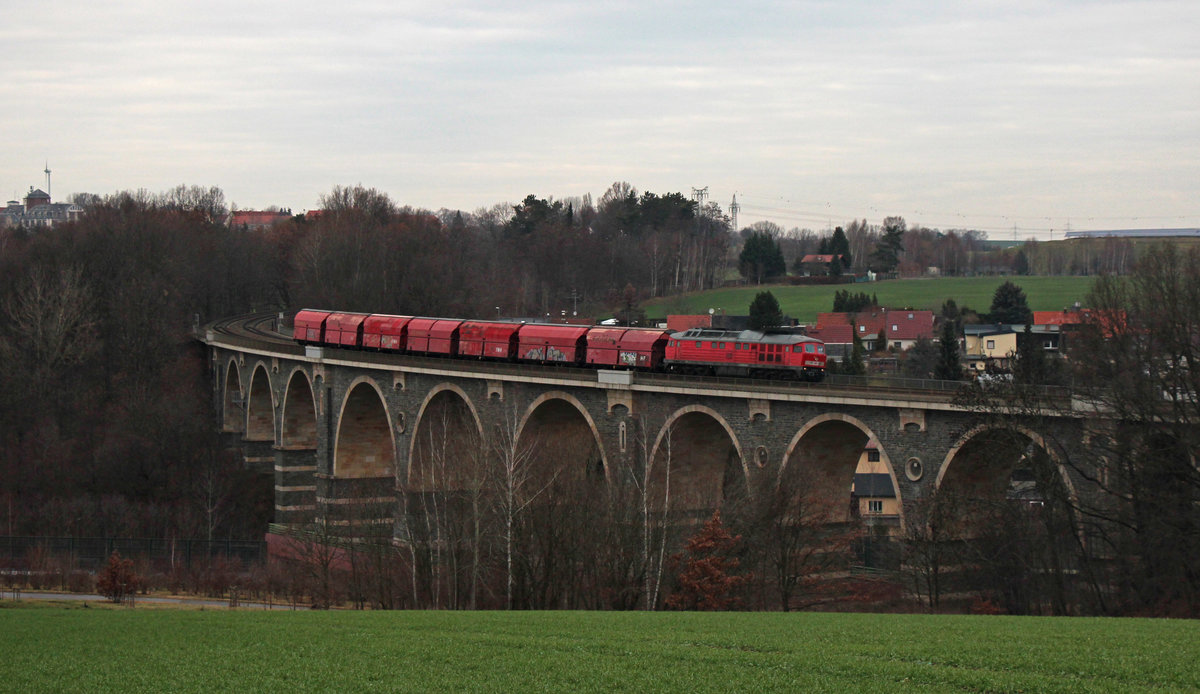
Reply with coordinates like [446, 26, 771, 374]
[324, 312, 369, 348]
[362, 314, 411, 351]
[405, 318, 436, 352]
[459, 321, 522, 359]
[408, 318, 462, 355]
[293, 309, 332, 344]
[617, 328, 670, 369]
[518, 324, 589, 365]
[584, 327, 627, 367]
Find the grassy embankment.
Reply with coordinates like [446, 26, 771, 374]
[643, 276, 1096, 324]
[1, 604, 1196, 692]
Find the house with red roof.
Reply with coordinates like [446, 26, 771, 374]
[796, 253, 845, 277]
[815, 308, 935, 352]
[227, 209, 291, 230]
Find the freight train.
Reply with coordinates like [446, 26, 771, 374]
[293, 310, 827, 381]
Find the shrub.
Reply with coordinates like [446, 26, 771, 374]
[96, 551, 140, 604]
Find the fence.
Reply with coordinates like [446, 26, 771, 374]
[0, 536, 266, 570]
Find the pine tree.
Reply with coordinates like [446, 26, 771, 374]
[990, 281, 1032, 324]
[748, 291, 783, 330]
[844, 329, 866, 376]
[934, 320, 962, 380]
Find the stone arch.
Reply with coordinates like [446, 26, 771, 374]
[245, 362, 276, 443]
[936, 423, 1076, 497]
[280, 367, 318, 449]
[222, 358, 244, 433]
[513, 390, 609, 485]
[649, 406, 746, 517]
[935, 423, 1079, 537]
[333, 378, 396, 479]
[779, 413, 899, 525]
[408, 383, 486, 491]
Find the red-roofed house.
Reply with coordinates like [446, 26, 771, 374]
[806, 323, 854, 361]
[797, 254, 845, 276]
[228, 210, 291, 230]
[816, 308, 935, 351]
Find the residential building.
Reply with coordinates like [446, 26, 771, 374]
[815, 308, 935, 352]
[851, 444, 900, 535]
[962, 323, 1062, 372]
[796, 253, 844, 276]
[227, 209, 291, 230]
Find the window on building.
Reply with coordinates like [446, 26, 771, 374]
[867, 449, 880, 462]
[868, 499, 884, 514]
[986, 339, 995, 350]
[892, 324, 898, 332]
[859, 325, 865, 332]
[695, 341, 702, 348]
[894, 341, 902, 349]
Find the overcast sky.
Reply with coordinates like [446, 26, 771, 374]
[5, 1, 1197, 240]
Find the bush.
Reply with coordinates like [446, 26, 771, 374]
[96, 551, 140, 604]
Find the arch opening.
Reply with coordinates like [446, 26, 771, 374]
[932, 426, 1084, 614]
[245, 364, 275, 442]
[280, 370, 318, 449]
[937, 427, 1072, 536]
[409, 388, 484, 492]
[649, 409, 744, 519]
[779, 417, 878, 525]
[515, 397, 606, 491]
[222, 360, 244, 433]
[334, 381, 395, 479]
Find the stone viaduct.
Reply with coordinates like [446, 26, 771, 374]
[203, 323, 1090, 539]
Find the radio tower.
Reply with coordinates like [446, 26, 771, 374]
[730, 194, 740, 231]
[690, 186, 708, 206]
[44, 161, 51, 198]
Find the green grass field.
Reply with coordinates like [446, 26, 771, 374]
[2, 604, 1196, 692]
[644, 276, 1096, 324]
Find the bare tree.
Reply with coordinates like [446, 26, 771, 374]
[490, 407, 557, 609]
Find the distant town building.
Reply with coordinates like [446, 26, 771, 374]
[2, 187, 83, 229]
[227, 209, 292, 230]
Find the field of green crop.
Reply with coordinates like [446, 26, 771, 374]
[644, 276, 1096, 324]
[2, 604, 1196, 692]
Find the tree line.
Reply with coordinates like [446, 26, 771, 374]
[0, 182, 731, 544]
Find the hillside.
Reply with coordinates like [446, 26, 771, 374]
[643, 276, 1096, 324]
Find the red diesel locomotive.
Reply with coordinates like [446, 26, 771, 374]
[663, 327, 826, 381]
[293, 309, 826, 381]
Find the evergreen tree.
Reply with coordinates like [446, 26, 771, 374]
[829, 226, 853, 270]
[903, 336, 939, 379]
[871, 216, 906, 272]
[748, 291, 783, 330]
[990, 280, 1032, 324]
[1013, 322, 1051, 385]
[934, 320, 962, 380]
[739, 231, 786, 283]
[844, 329, 866, 376]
